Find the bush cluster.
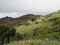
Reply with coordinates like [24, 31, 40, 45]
[0, 25, 23, 45]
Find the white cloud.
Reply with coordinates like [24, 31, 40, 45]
[0, 0, 60, 17]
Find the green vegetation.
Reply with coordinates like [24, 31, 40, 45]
[0, 10, 60, 45]
[7, 39, 60, 45]
[0, 25, 23, 45]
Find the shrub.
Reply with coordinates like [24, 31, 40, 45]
[14, 32, 23, 41]
[35, 22, 39, 24]
[0, 25, 20, 45]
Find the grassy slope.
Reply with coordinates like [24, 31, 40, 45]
[15, 19, 51, 34]
[8, 11, 60, 45]
[16, 24, 41, 34]
[7, 39, 60, 45]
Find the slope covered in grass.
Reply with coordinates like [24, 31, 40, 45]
[3, 10, 60, 45]
[7, 39, 60, 45]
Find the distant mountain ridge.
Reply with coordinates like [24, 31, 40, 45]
[0, 14, 41, 26]
[1, 10, 60, 26]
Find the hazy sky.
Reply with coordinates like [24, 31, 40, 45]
[0, 0, 60, 18]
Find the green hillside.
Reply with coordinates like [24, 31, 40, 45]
[0, 10, 60, 45]
[9, 10, 60, 45]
